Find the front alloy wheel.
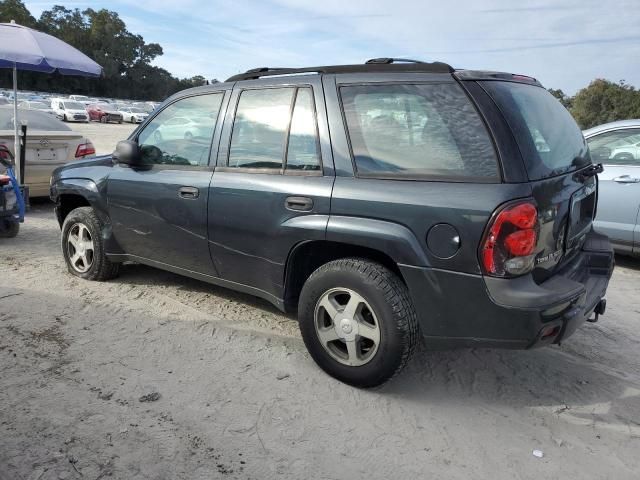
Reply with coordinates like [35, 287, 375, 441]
[61, 207, 120, 281]
[66, 222, 94, 273]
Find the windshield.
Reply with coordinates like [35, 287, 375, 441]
[64, 101, 86, 110]
[0, 108, 71, 131]
[481, 81, 590, 180]
[130, 108, 146, 113]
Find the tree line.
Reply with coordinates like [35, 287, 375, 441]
[0, 0, 213, 101]
[549, 80, 640, 130]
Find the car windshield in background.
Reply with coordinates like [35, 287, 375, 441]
[130, 108, 146, 113]
[340, 83, 499, 180]
[0, 108, 70, 131]
[481, 81, 590, 180]
[64, 101, 86, 110]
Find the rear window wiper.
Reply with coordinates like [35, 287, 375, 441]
[575, 163, 603, 181]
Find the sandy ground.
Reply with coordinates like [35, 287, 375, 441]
[1, 202, 640, 480]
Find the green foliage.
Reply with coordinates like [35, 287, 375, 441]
[0, 0, 210, 100]
[547, 88, 573, 110]
[570, 79, 640, 129]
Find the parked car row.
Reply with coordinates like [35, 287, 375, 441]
[0, 89, 159, 125]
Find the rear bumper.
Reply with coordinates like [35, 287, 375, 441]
[400, 229, 614, 349]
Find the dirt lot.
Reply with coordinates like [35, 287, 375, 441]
[1, 202, 640, 480]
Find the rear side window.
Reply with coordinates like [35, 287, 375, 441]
[228, 87, 321, 172]
[481, 81, 590, 180]
[229, 88, 293, 170]
[340, 83, 498, 180]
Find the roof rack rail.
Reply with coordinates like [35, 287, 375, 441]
[365, 57, 426, 64]
[226, 59, 454, 82]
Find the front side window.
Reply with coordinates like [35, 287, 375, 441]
[586, 128, 640, 166]
[228, 87, 321, 172]
[340, 83, 498, 180]
[137, 93, 223, 166]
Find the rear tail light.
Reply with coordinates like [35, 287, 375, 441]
[75, 141, 96, 158]
[480, 199, 539, 277]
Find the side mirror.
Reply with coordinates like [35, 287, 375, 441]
[113, 140, 140, 165]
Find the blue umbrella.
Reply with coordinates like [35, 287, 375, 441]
[0, 20, 102, 183]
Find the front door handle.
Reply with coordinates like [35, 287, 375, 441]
[178, 186, 199, 199]
[285, 196, 313, 212]
[613, 175, 640, 184]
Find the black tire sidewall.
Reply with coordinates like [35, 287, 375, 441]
[0, 219, 19, 238]
[61, 207, 109, 280]
[299, 260, 414, 387]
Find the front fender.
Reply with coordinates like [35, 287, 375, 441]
[326, 216, 430, 267]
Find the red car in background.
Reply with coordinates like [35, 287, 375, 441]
[86, 103, 123, 124]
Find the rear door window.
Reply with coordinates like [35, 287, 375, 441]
[481, 81, 590, 180]
[227, 87, 322, 172]
[339, 83, 499, 180]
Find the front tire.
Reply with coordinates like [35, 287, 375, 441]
[298, 258, 419, 388]
[61, 207, 119, 281]
[0, 219, 19, 238]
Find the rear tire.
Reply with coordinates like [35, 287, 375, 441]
[298, 258, 419, 388]
[0, 219, 19, 238]
[61, 207, 119, 281]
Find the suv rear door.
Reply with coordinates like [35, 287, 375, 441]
[208, 76, 334, 302]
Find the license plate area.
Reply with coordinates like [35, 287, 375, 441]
[568, 180, 596, 245]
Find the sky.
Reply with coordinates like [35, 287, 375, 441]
[24, 0, 640, 95]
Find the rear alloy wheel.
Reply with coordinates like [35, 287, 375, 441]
[298, 258, 419, 388]
[61, 207, 119, 281]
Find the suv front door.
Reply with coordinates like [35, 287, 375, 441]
[107, 90, 229, 275]
[209, 77, 334, 303]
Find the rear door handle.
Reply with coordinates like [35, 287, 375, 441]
[178, 186, 199, 199]
[285, 196, 313, 212]
[612, 175, 640, 184]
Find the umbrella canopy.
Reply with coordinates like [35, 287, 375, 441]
[0, 21, 102, 183]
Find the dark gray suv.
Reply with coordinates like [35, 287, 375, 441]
[50, 58, 614, 387]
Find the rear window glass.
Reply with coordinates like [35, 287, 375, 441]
[0, 107, 70, 131]
[481, 81, 590, 180]
[340, 83, 498, 180]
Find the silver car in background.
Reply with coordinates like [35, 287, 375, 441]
[0, 107, 95, 197]
[584, 120, 640, 257]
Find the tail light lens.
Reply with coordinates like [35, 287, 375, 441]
[480, 199, 539, 277]
[75, 141, 96, 158]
